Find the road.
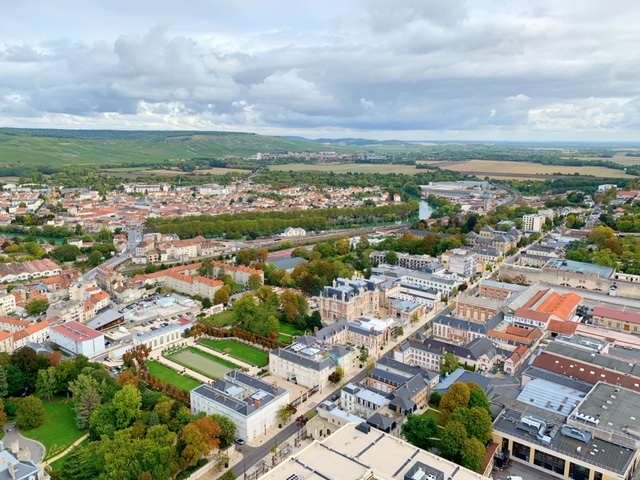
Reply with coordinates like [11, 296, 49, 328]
[83, 225, 143, 280]
[3, 423, 45, 463]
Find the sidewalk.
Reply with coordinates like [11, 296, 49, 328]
[41, 433, 89, 468]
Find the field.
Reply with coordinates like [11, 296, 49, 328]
[199, 339, 269, 367]
[203, 309, 238, 327]
[101, 167, 251, 178]
[0, 129, 352, 167]
[574, 154, 640, 166]
[422, 408, 444, 427]
[422, 159, 634, 179]
[166, 347, 240, 380]
[279, 323, 306, 336]
[269, 163, 423, 175]
[22, 397, 85, 459]
[147, 360, 203, 391]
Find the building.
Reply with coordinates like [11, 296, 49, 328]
[373, 265, 461, 296]
[0, 259, 62, 283]
[320, 277, 380, 322]
[12, 321, 50, 350]
[591, 306, 640, 334]
[256, 421, 490, 480]
[50, 321, 105, 357]
[281, 227, 306, 237]
[163, 272, 223, 300]
[455, 294, 501, 323]
[369, 251, 439, 270]
[523, 214, 545, 233]
[506, 287, 581, 330]
[432, 314, 497, 344]
[0, 293, 16, 316]
[269, 340, 357, 389]
[0, 441, 48, 480]
[465, 226, 520, 254]
[387, 299, 427, 325]
[190, 371, 290, 441]
[479, 279, 524, 301]
[341, 382, 390, 417]
[132, 323, 184, 350]
[441, 248, 478, 278]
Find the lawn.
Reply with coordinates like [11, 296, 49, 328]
[199, 339, 269, 367]
[422, 408, 444, 427]
[22, 397, 85, 459]
[203, 309, 238, 327]
[47, 438, 89, 472]
[279, 323, 306, 336]
[147, 360, 203, 391]
[167, 346, 241, 380]
[277, 333, 292, 345]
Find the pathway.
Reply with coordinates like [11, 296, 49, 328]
[41, 433, 89, 468]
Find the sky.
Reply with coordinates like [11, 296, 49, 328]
[1, 0, 640, 141]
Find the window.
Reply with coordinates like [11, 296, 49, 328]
[512, 441, 530, 462]
[569, 462, 590, 480]
[534, 449, 565, 474]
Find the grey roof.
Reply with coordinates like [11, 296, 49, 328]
[367, 412, 397, 431]
[321, 277, 376, 300]
[480, 279, 525, 292]
[268, 256, 308, 271]
[0, 449, 43, 480]
[433, 314, 488, 335]
[516, 378, 586, 417]
[545, 342, 640, 377]
[522, 366, 593, 393]
[314, 319, 349, 341]
[369, 368, 410, 388]
[389, 393, 416, 411]
[86, 308, 123, 329]
[494, 408, 636, 475]
[137, 323, 180, 341]
[544, 259, 615, 279]
[434, 367, 492, 393]
[269, 347, 336, 371]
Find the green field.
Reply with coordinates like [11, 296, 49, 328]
[203, 309, 238, 327]
[269, 162, 423, 175]
[166, 347, 241, 380]
[0, 129, 353, 167]
[279, 323, 306, 336]
[199, 339, 269, 367]
[22, 397, 85, 459]
[147, 360, 203, 391]
[422, 408, 444, 427]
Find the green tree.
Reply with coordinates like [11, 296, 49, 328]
[50, 244, 81, 262]
[328, 366, 344, 384]
[220, 470, 236, 480]
[0, 366, 8, 398]
[197, 259, 214, 278]
[468, 384, 491, 412]
[461, 437, 487, 473]
[385, 250, 398, 265]
[36, 367, 55, 402]
[440, 352, 459, 375]
[439, 420, 467, 462]
[87, 250, 103, 268]
[440, 382, 471, 424]
[75, 386, 101, 429]
[449, 406, 493, 444]
[112, 384, 142, 429]
[280, 289, 301, 322]
[26, 298, 49, 316]
[248, 273, 263, 290]
[211, 413, 237, 449]
[221, 273, 234, 287]
[16, 395, 45, 430]
[0, 399, 7, 430]
[430, 391, 441, 407]
[201, 297, 213, 309]
[401, 414, 439, 449]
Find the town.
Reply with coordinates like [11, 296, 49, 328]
[0, 168, 638, 480]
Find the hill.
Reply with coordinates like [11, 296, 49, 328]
[0, 128, 350, 167]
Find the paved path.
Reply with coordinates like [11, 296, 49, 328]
[41, 433, 89, 468]
[3, 423, 45, 464]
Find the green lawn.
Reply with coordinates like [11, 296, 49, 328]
[166, 346, 242, 381]
[279, 323, 306, 336]
[422, 408, 444, 427]
[277, 333, 292, 345]
[199, 339, 269, 367]
[47, 438, 89, 472]
[203, 309, 238, 327]
[22, 397, 85, 459]
[147, 361, 203, 391]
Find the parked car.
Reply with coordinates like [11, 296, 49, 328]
[234, 438, 245, 445]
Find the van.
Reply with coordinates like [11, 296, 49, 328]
[507, 476, 524, 480]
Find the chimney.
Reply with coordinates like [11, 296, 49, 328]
[255, 400, 261, 408]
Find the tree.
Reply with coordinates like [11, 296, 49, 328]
[220, 471, 236, 480]
[280, 289, 301, 322]
[201, 297, 213, 309]
[50, 244, 81, 262]
[16, 395, 45, 430]
[221, 273, 234, 287]
[198, 259, 214, 278]
[276, 404, 295, 424]
[214, 285, 231, 305]
[449, 406, 493, 445]
[328, 366, 344, 384]
[180, 423, 207, 468]
[5, 364, 26, 397]
[248, 273, 263, 290]
[440, 352, 459, 375]
[401, 414, 439, 449]
[0, 366, 8, 398]
[211, 413, 237, 449]
[440, 382, 471, 424]
[111, 384, 142, 429]
[75, 386, 101, 429]
[11, 347, 40, 390]
[468, 384, 491, 412]
[0, 399, 7, 430]
[193, 416, 221, 452]
[430, 391, 441, 407]
[439, 421, 467, 462]
[36, 367, 55, 402]
[26, 298, 49, 316]
[462, 437, 487, 473]
[385, 250, 398, 265]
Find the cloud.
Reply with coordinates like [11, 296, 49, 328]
[1, 1, 640, 140]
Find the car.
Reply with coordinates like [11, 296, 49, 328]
[330, 393, 340, 402]
[234, 438, 245, 445]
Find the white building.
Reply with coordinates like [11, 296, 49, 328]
[441, 248, 477, 278]
[190, 371, 290, 441]
[269, 341, 357, 389]
[281, 227, 306, 237]
[341, 382, 390, 417]
[373, 265, 461, 296]
[132, 323, 185, 350]
[523, 214, 545, 233]
[0, 293, 16, 316]
[598, 184, 617, 192]
[49, 321, 105, 357]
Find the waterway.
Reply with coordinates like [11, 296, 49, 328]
[419, 201, 434, 220]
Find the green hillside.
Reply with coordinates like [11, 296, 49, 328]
[0, 128, 351, 167]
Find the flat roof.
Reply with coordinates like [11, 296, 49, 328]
[517, 378, 586, 417]
[571, 382, 640, 439]
[257, 422, 489, 480]
[494, 408, 636, 475]
[544, 259, 615, 279]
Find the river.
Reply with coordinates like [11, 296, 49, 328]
[419, 201, 434, 220]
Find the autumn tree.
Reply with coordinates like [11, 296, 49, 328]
[214, 285, 231, 305]
[462, 437, 487, 473]
[280, 289, 301, 322]
[248, 273, 263, 290]
[211, 413, 237, 448]
[439, 382, 470, 424]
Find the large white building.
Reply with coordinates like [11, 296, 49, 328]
[523, 214, 545, 233]
[190, 371, 290, 441]
[50, 321, 105, 357]
[0, 294, 16, 316]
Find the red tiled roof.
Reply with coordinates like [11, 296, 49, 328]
[593, 306, 640, 325]
[547, 320, 578, 335]
[50, 321, 102, 342]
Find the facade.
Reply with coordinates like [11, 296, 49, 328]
[432, 314, 492, 344]
[12, 321, 50, 350]
[163, 272, 223, 299]
[341, 382, 390, 417]
[50, 321, 105, 357]
[269, 341, 357, 389]
[372, 265, 461, 296]
[0, 259, 62, 283]
[465, 225, 520, 254]
[386, 282, 441, 309]
[190, 371, 290, 441]
[480, 279, 524, 301]
[455, 294, 501, 323]
[441, 248, 478, 278]
[132, 324, 183, 350]
[0, 294, 16, 316]
[394, 337, 501, 372]
[523, 214, 545, 233]
[592, 306, 640, 334]
[506, 288, 582, 330]
[282, 227, 306, 237]
[387, 299, 426, 325]
[319, 277, 380, 322]
[369, 251, 439, 270]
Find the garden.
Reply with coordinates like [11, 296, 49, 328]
[198, 339, 269, 367]
[147, 361, 202, 391]
[165, 346, 241, 380]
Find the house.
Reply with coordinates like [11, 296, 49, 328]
[49, 321, 105, 357]
[190, 371, 290, 441]
[340, 382, 390, 417]
[320, 277, 380, 322]
[281, 227, 306, 237]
